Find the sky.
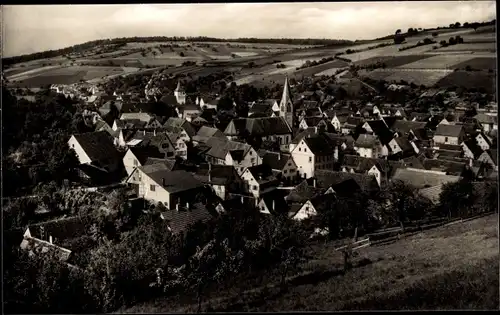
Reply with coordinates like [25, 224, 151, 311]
[2, 2, 496, 57]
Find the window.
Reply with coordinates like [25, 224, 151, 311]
[150, 184, 156, 191]
[251, 158, 255, 163]
[252, 185, 257, 190]
[249, 151, 252, 155]
[304, 148, 307, 152]
[445, 137, 449, 143]
[133, 159, 138, 166]
[299, 147, 302, 152]
[309, 157, 312, 163]
[284, 169, 288, 174]
[161, 143, 169, 149]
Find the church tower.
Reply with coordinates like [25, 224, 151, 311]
[279, 76, 294, 128]
[174, 80, 186, 105]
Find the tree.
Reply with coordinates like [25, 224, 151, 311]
[395, 29, 402, 35]
[455, 22, 461, 28]
[439, 180, 474, 219]
[449, 37, 457, 45]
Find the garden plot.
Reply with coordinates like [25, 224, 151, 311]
[361, 69, 451, 86]
[398, 55, 476, 69]
[7, 65, 63, 81]
[354, 55, 433, 68]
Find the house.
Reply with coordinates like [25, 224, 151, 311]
[68, 131, 122, 173]
[289, 193, 336, 221]
[362, 120, 395, 146]
[166, 132, 188, 160]
[354, 134, 384, 158]
[390, 168, 461, 189]
[177, 103, 202, 122]
[119, 112, 154, 123]
[313, 170, 380, 193]
[258, 150, 298, 181]
[475, 132, 492, 151]
[240, 164, 280, 199]
[291, 133, 338, 179]
[192, 164, 243, 200]
[325, 112, 349, 131]
[257, 191, 289, 216]
[387, 136, 418, 158]
[461, 139, 484, 160]
[163, 117, 196, 140]
[127, 168, 205, 208]
[474, 113, 498, 133]
[204, 137, 261, 173]
[340, 154, 404, 187]
[433, 124, 465, 146]
[477, 150, 498, 171]
[341, 116, 364, 134]
[197, 95, 219, 110]
[391, 120, 427, 137]
[223, 117, 293, 146]
[159, 203, 214, 235]
[192, 126, 226, 146]
[20, 216, 89, 267]
[298, 116, 329, 131]
[285, 180, 324, 205]
[122, 145, 166, 176]
[173, 80, 186, 105]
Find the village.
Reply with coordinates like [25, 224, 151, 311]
[9, 69, 497, 264]
[2, 4, 498, 313]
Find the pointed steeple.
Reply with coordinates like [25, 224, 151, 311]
[280, 76, 293, 107]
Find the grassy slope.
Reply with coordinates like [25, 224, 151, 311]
[197, 213, 498, 312]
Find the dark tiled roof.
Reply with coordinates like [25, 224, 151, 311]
[302, 116, 327, 127]
[393, 136, 415, 154]
[192, 126, 225, 143]
[391, 120, 427, 135]
[260, 190, 289, 215]
[304, 134, 336, 155]
[143, 158, 178, 170]
[474, 113, 497, 124]
[291, 128, 317, 144]
[463, 139, 484, 159]
[365, 120, 394, 145]
[422, 158, 466, 176]
[72, 131, 120, 162]
[434, 124, 464, 137]
[224, 117, 292, 137]
[355, 134, 378, 148]
[164, 118, 196, 137]
[147, 170, 204, 194]
[160, 203, 214, 235]
[285, 180, 324, 203]
[259, 150, 292, 171]
[249, 102, 273, 116]
[193, 164, 239, 185]
[129, 146, 166, 165]
[205, 137, 252, 160]
[247, 164, 277, 185]
[24, 216, 89, 243]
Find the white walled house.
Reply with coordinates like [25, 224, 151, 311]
[204, 137, 262, 173]
[126, 168, 204, 209]
[291, 135, 337, 179]
[240, 165, 279, 199]
[224, 116, 293, 147]
[354, 134, 383, 158]
[67, 131, 121, 173]
[122, 146, 166, 177]
[290, 200, 318, 221]
[259, 150, 298, 181]
[433, 125, 465, 146]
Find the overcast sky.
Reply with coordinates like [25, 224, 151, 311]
[3, 2, 496, 57]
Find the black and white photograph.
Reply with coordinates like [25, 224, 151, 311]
[1, 2, 498, 313]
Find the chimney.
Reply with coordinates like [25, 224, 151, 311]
[154, 129, 156, 136]
[186, 202, 190, 210]
[272, 199, 275, 211]
[278, 153, 281, 160]
[176, 203, 180, 211]
[49, 235, 53, 244]
[313, 178, 317, 188]
[241, 196, 244, 204]
[162, 178, 166, 186]
[143, 130, 146, 136]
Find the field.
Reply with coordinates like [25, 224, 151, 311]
[398, 55, 477, 69]
[452, 57, 497, 70]
[353, 55, 433, 68]
[7, 66, 126, 88]
[435, 71, 497, 93]
[434, 43, 496, 53]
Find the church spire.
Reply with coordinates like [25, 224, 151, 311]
[280, 76, 293, 106]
